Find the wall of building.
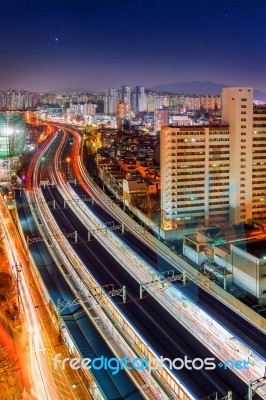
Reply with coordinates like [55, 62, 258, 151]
[213, 247, 232, 272]
[252, 106, 266, 222]
[222, 87, 253, 224]
[160, 126, 230, 232]
[0, 113, 25, 158]
[231, 245, 259, 299]
[161, 88, 266, 239]
[183, 244, 206, 264]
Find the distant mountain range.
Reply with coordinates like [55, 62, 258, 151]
[149, 80, 266, 100]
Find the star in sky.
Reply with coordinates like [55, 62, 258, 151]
[0, 0, 265, 92]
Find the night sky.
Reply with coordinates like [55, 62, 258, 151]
[1, 0, 266, 92]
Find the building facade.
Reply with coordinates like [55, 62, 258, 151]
[160, 87, 266, 238]
[221, 87, 254, 224]
[116, 101, 131, 130]
[252, 106, 266, 222]
[0, 113, 26, 157]
[104, 87, 116, 114]
[121, 85, 131, 104]
[0, 89, 38, 110]
[0, 113, 26, 180]
[135, 85, 146, 112]
[161, 126, 230, 235]
[154, 109, 169, 132]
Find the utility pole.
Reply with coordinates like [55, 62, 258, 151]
[248, 369, 266, 400]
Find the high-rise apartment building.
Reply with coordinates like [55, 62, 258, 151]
[116, 100, 131, 130]
[160, 87, 266, 238]
[121, 85, 131, 104]
[69, 102, 97, 116]
[221, 87, 253, 224]
[154, 109, 169, 132]
[251, 105, 266, 222]
[135, 85, 146, 112]
[161, 126, 230, 234]
[104, 87, 116, 114]
[146, 93, 170, 111]
[0, 89, 38, 110]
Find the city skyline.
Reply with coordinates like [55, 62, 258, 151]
[1, 1, 266, 92]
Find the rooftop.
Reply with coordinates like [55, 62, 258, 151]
[234, 239, 266, 259]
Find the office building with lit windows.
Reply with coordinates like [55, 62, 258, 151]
[160, 87, 266, 239]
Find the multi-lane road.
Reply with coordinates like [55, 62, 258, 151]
[17, 188, 145, 400]
[37, 127, 265, 399]
[16, 123, 265, 400]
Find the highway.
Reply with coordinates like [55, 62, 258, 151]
[39, 130, 259, 399]
[61, 123, 265, 360]
[58, 124, 266, 338]
[19, 133, 145, 400]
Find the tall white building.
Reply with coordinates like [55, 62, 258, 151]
[135, 85, 146, 112]
[221, 87, 253, 224]
[121, 85, 131, 104]
[104, 87, 116, 114]
[251, 105, 266, 222]
[160, 87, 266, 239]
